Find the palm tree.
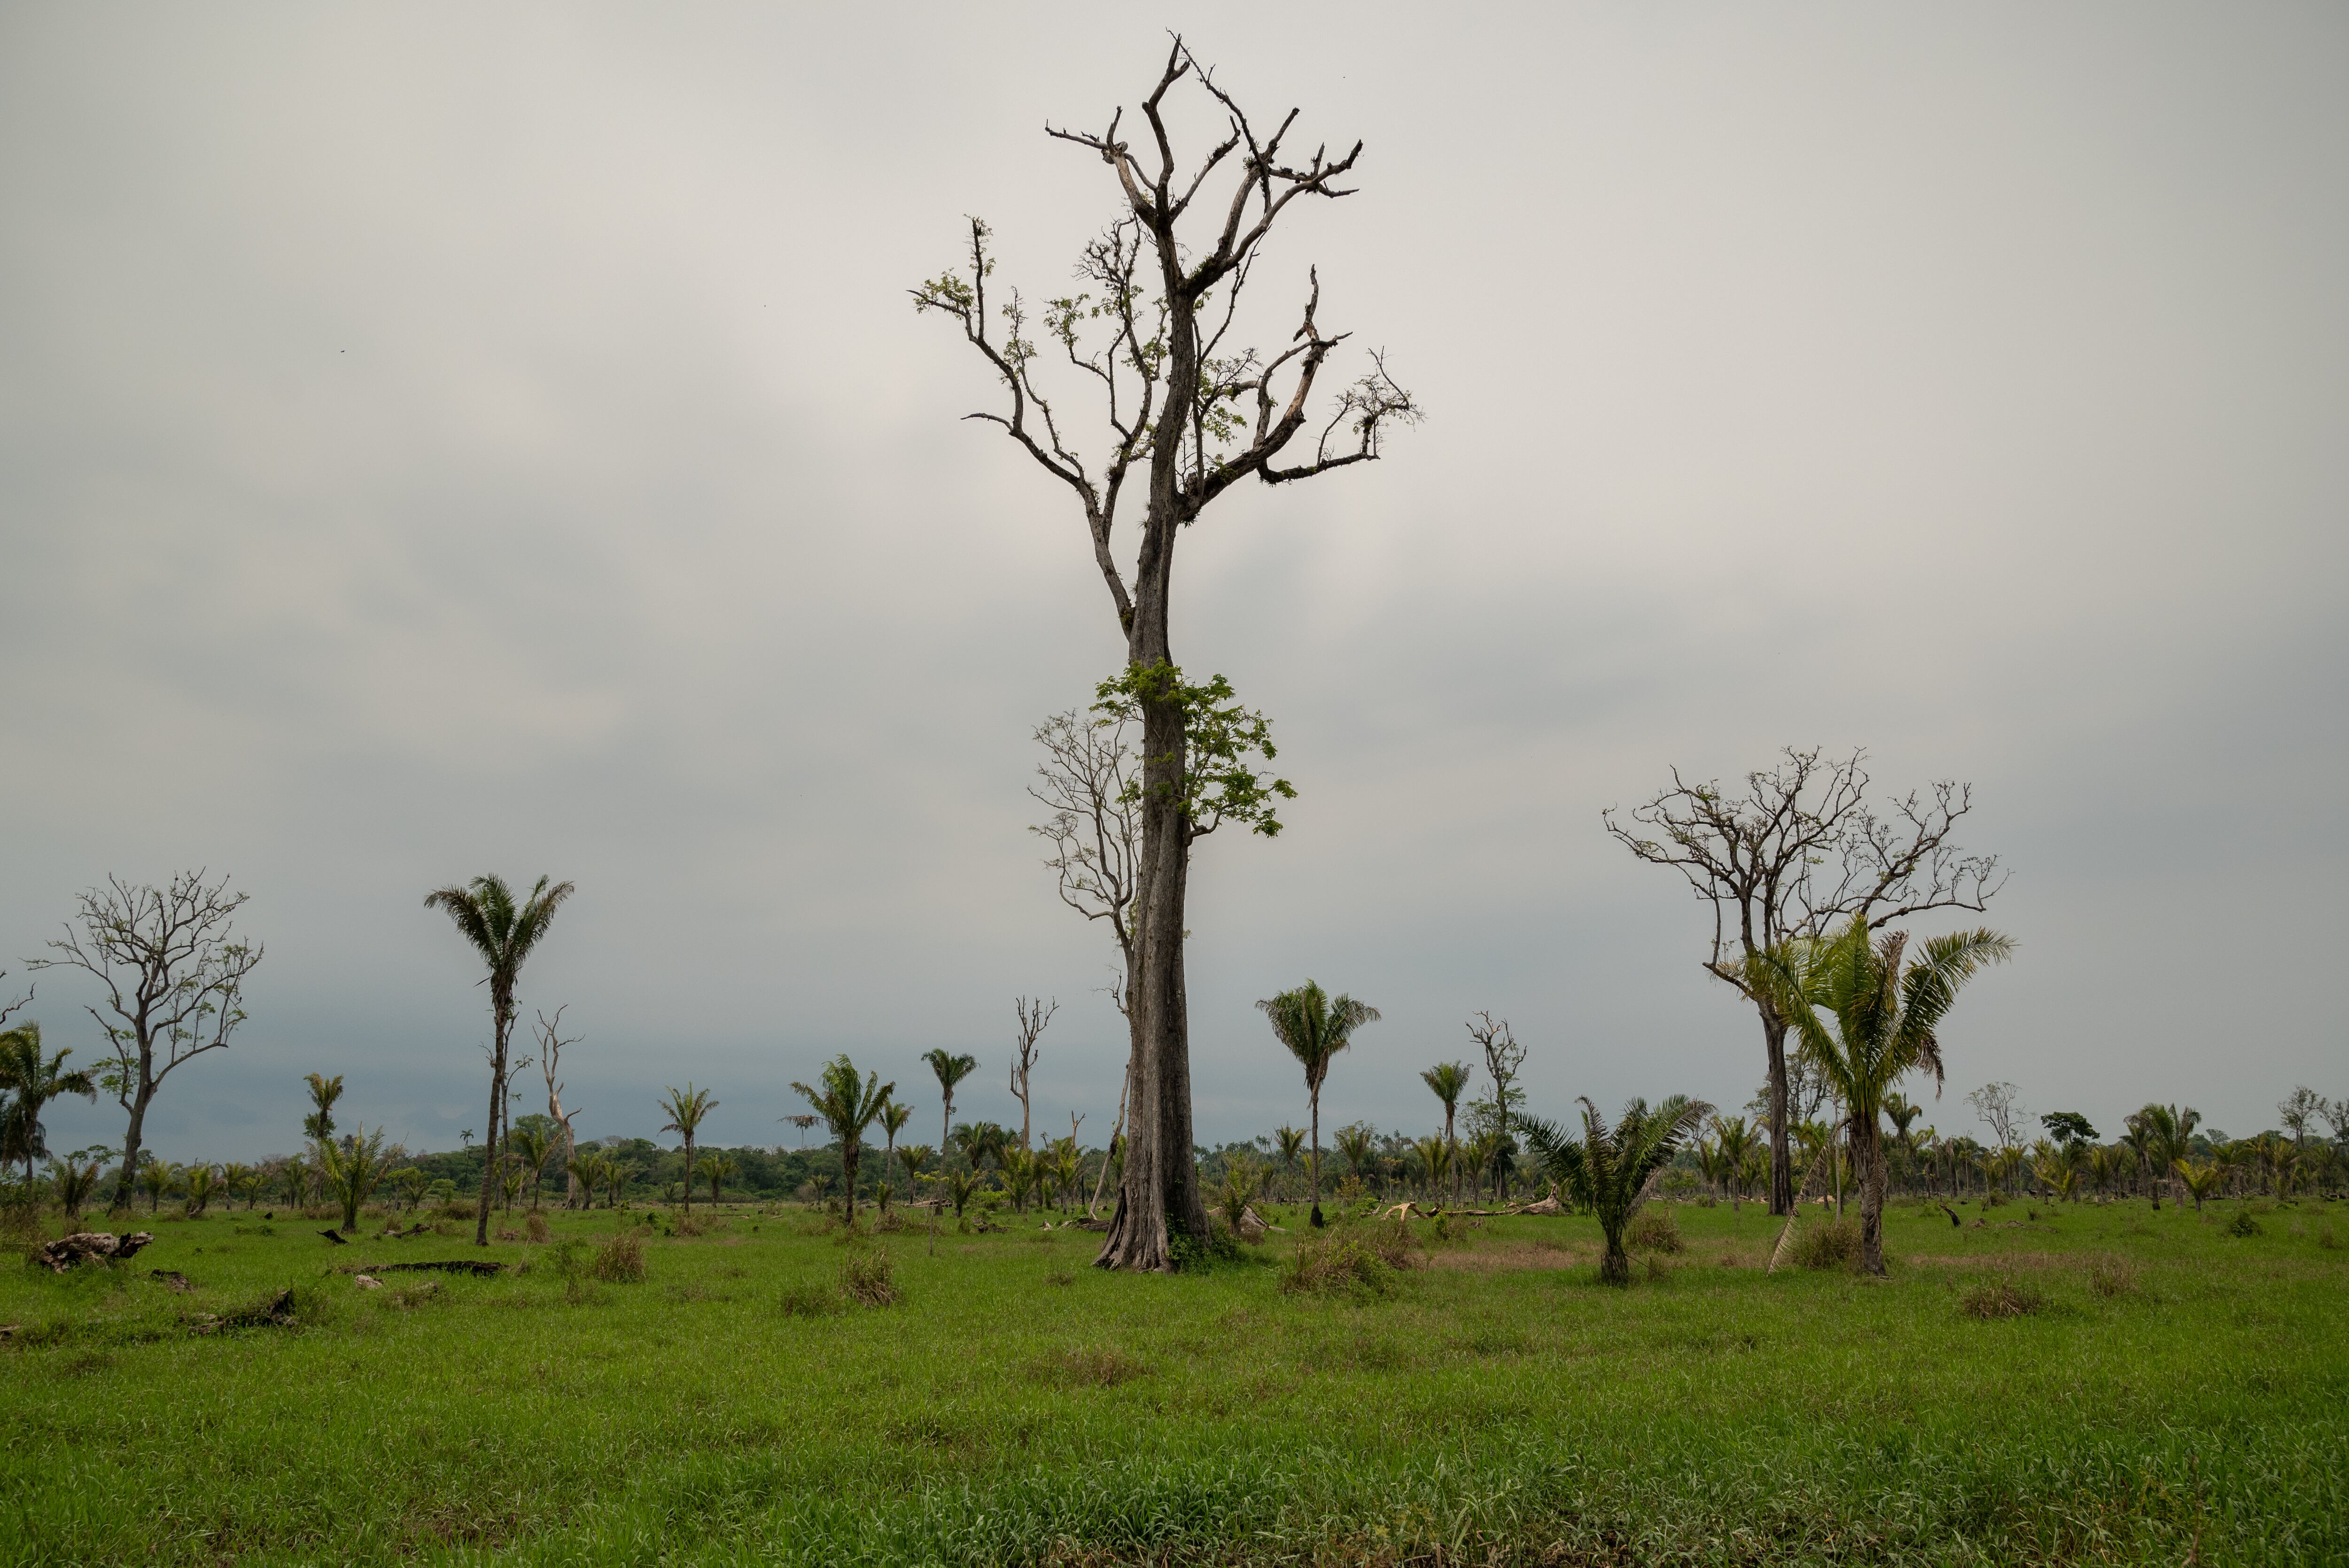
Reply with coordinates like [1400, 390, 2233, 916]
[182, 1163, 218, 1217]
[896, 1142, 934, 1198]
[1462, 1127, 1504, 1204]
[704, 1152, 738, 1206]
[2174, 1157, 2224, 1214]
[1410, 1135, 1450, 1201]
[1273, 1125, 1306, 1199]
[790, 1055, 895, 1225]
[317, 1128, 391, 1233]
[1419, 1061, 1472, 1205]
[1334, 1123, 1378, 1193]
[47, 1152, 102, 1219]
[1695, 1136, 1731, 1203]
[879, 1101, 912, 1209]
[656, 1083, 719, 1217]
[1256, 980, 1381, 1226]
[138, 1158, 176, 1214]
[1747, 920, 2015, 1275]
[1522, 1096, 1711, 1285]
[423, 873, 575, 1246]
[0, 1023, 100, 1188]
[600, 1156, 631, 1211]
[510, 1126, 554, 1210]
[940, 1165, 983, 1221]
[1215, 1155, 1260, 1239]
[278, 1156, 311, 1210]
[302, 1072, 344, 1143]
[921, 1049, 980, 1157]
[567, 1151, 607, 1210]
[1712, 1115, 1758, 1212]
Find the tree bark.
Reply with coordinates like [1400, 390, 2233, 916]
[110, 1093, 151, 1215]
[1854, 1113, 1887, 1275]
[1763, 1006, 1794, 1216]
[474, 985, 511, 1247]
[1307, 1083, 1324, 1228]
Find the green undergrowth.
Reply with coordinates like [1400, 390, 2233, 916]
[1, 1195, 2341, 1564]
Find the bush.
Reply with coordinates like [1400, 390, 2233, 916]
[1961, 1278, 2046, 1320]
[840, 1244, 899, 1308]
[1280, 1226, 1421, 1299]
[1787, 1218, 1860, 1271]
[2085, 1257, 2139, 1298]
[2227, 1209, 2263, 1237]
[1626, 1209, 1685, 1254]
[585, 1232, 646, 1283]
[524, 1211, 550, 1243]
[778, 1281, 843, 1318]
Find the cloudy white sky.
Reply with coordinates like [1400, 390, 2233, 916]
[3, 4, 2342, 1164]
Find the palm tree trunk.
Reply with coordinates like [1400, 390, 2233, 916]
[1307, 1084, 1324, 1228]
[1761, 1003, 1794, 1216]
[682, 1137, 695, 1217]
[843, 1142, 859, 1225]
[1855, 1115, 1888, 1275]
[474, 991, 511, 1247]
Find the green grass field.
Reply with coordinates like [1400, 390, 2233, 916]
[2, 1194, 2341, 1566]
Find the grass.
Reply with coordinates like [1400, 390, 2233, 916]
[1, 1194, 2343, 1565]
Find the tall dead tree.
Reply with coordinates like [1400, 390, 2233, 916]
[1603, 747, 2003, 1215]
[1008, 994, 1058, 1152]
[31, 871, 262, 1214]
[534, 1007, 583, 1208]
[917, 40, 1418, 1270]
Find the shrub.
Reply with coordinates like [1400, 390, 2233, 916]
[1043, 1267, 1075, 1287]
[1788, 1218, 1860, 1271]
[1279, 1226, 1420, 1299]
[840, 1245, 899, 1307]
[585, 1232, 646, 1283]
[1626, 1209, 1685, 1254]
[2227, 1210, 2263, 1238]
[778, 1281, 843, 1318]
[1960, 1278, 2046, 1319]
[524, 1211, 550, 1243]
[2085, 1257, 2139, 1298]
[437, 1200, 477, 1222]
[2317, 1224, 2339, 1250]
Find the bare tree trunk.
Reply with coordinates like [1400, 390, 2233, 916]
[1307, 1083, 1324, 1227]
[1088, 1052, 1133, 1220]
[111, 1092, 151, 1215]
[1763, 1007, 1793, 1216]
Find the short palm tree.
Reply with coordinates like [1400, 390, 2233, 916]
[278, 1156, 311, 1210]
[600, 1157, 631, 1211]
[1747, 920, 2015, 1275]
[2174, 1157, 2224, 1214]
[423, 873, 575, 1246]
[1462, 1127, 1504, 1205]
[47, 1152, 103, 1219]
[0, 1023, 99, 1188]
[1419, 1061, 1472, 1205]
[791, 1055, 895, 1225]
[567, 1151, 608, 1209]
[317, 1128, 391, 1233]
[896, 1143, 935, 1197]
[1216, 1155, 1260, 1239]
[1711, 1115, 1758, 1212]
[1411, 1134, 1450, 1199]
[1273, 1125, 1307, 1199]
[921, 1049, 980, 1157]
[879, 1101, 912, 1209]
[1334, 1123, 1377, 1191]
[139, 1158, 176, 1214]
[657, 1083, 719, 1216]
[1256, 980, 1381, 1226]
[1522, 1096, 1711, 1285]
[940, 1165, 983, 1220]
[509, 1126, 554, 1210]
[182, 1163, 218, 1216]
[704, 1152, 738, 1206]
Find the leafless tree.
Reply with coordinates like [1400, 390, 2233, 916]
[1603, 747, 2003, 1214]
[1464, 1012, 1526, 1197]
[1967, 1081, 2028, 1150]
[535, 1007, 584, 1208]
[916, 40, 1418, 1271]
[1009, 995, 1058, 1152]
[30, 871, 263, 1214]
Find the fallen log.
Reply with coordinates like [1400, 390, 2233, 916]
[193, 1289, 296, 1335]
[343, 1258, 506, 1278]
[37, 1232, 156, 1273]
[318, 1228, 349, 1245]
[150, 1270, 192, 1292]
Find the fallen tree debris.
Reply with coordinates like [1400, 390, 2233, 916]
[341, 1258, 505, 1278]
[150, 1270, 192, 1292]
[37, 1232, 156, 1273]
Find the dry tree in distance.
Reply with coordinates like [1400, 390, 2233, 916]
[914, 38, 1419, 1273]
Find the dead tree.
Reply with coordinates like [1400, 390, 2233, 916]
[1465, 1012, 1526, 1198]
[1009, 995, 1058, 1152]
[535, 1007, 585, 1208]
[31, 871, 263, 1214]
[916, 40, 1419, 1270]
[1602, 747, 2003, 1214]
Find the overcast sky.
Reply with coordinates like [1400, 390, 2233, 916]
[3, 4, 2343, 1165]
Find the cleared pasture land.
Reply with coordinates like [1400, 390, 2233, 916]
[1, 1196, 2341, 1566]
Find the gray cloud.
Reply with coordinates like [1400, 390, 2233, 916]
[3, 4, 2343, 1164]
